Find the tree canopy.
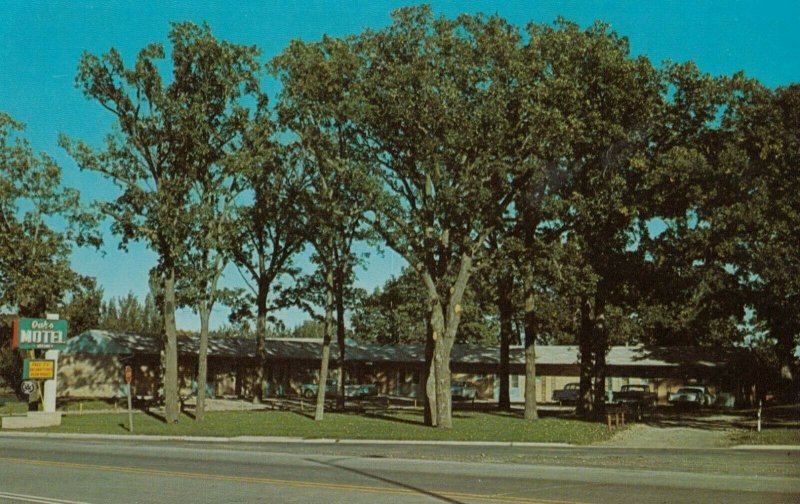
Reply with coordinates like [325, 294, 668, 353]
[1, 7, 792, 424]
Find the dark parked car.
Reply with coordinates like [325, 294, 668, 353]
[552, 383, 580, 405]
[612, 384, 657, 408]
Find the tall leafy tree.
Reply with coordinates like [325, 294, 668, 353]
[665, 78, 800, 400]
[61, 23, 245, 423]
[164, 23, 263, 421]
[229, 114, 307, 404]
[272, 34, 374, 417]
[1, 112, 98, 315]
[737, 84, 800, 400]
[1, 112, 97, 394]
[352, 7, 536, 428]
[530, 20, 663, 417]
[637, 65, 745, 353]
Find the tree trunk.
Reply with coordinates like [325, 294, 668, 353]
[592, 293, 607, 417]
[195, 303, 210, 421]
[335, 273, 346, 411]
[162, 266, 180, 424]
[523, 291, 538, 421]
[776, 328, 795, 403]
[424, 253, 472, 429]
[422, 317, 437, 426]
[315, 269, 335, 421]
[430, 303, 452, 428]
[577, 296, 594, 419]
[253, 286, 268, 404]
[497, 276, 513, 411]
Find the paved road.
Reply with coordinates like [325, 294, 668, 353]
[0, 437, 797, 503]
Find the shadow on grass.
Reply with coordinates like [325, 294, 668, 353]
[479, 407, 597, 425]
[143, 408, 166, 423]
[116, 422, 135, 433]
[291, 410, 316, 421]
[636, 406, 797, 431]
[307, 457, 466, 504]
[57, 397, 120, 410]
[362, 411, 426, 427]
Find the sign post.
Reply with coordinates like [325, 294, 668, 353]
[13, 316, 68, 414]
[125, 365, 134, 433]
[43, 349, 59, 412]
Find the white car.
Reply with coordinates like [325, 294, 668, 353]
[451, 381, 478, 400]
[668, 386, 714, 407]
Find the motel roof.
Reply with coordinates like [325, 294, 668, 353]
[63, 330, 739, 376]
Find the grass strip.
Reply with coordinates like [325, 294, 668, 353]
[19, 409, 616, 445]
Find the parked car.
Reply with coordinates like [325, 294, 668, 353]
[668, 386, 714, 407]
[451, 381, 478, 400]
[300, 380, 378, 399]
[552, 382, 580, 405]
[300, 379, 337, 399]
[612, 384, 657, 409]
[348, 382, 379, 399]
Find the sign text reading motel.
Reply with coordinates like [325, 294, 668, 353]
[12, 318, 69, 350]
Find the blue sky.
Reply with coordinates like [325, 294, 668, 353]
[2, 1, 798, 330]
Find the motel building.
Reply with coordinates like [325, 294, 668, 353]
[54, 330, 756, 407]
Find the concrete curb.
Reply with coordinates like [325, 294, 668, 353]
[1, 431, 797, 451]
[0, 431, 571, 447]
[730, 445, 800, 451]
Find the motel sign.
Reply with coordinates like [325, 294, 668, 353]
[12, 318, 69, 350]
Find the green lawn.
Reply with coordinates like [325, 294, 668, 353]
[0, 400, 28, 415]
[21, 409, 617, 445]
[0, 398, 120, 415]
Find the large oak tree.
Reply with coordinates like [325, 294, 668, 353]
[62, 22, 259, 423]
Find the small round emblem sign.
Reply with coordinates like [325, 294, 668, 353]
[21, 380, 36, 395]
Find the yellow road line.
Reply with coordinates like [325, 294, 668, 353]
[0, 456, 585, 504]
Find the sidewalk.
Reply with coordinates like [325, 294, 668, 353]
[1, 430, 797, 451]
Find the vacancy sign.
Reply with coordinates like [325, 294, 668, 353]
[23, 359, 55, 380]
[12, 318, 69, 350]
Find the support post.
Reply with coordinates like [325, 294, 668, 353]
[127, 384, 134, 433]
[43, 349, 59, 413]
[757, 400, 762, 433]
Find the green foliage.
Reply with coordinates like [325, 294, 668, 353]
[17, 9, 794, 410]
[351, 268, 497, 345]
[637, 65, 747, 348]
[1, 112, 99, 316]
[290, 320, 325, 340]
[228, 122, 306, 327]
[354, 7, 532, 276]
[0, 316, 23, 395]
[272, 31, 375, 299]
[61, 22, 266, 423]
[96, 291, 163, 335]
[60, 278, 103, 336]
